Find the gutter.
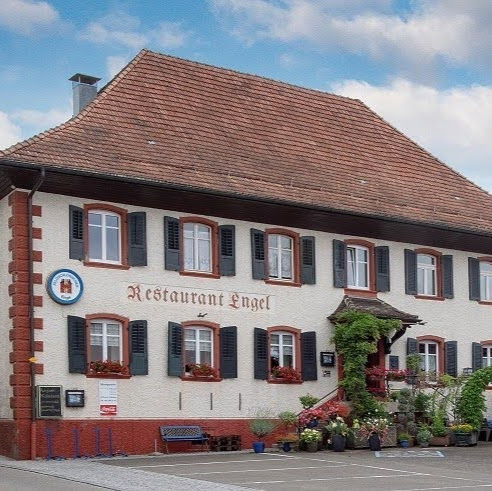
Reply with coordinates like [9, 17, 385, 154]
[28, 167, 45, 460]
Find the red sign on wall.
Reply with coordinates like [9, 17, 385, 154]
[100, 404, 117, 416]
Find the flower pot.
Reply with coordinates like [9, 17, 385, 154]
[332, 434, 346, 452]
[253, 441, 265, 453]
[454, 432, 478, 447]
[306, 420, 318, 428]
[369, 433, 381, 451]
[429, 435, 450, 447]
[400, 440, 409, 448]
[306, 441, 318, 452]
[420, 441, 429, 448]
[282, 442, 292, 452]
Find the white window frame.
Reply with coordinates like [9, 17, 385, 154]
[270, 331, 295, 368]
[183, 222, 213, 273]
[417, 254, 437, 296]
[89, 320, 123, 362]
[419, 341, 438, 375]
[88, 210, 122, 264]
[184, 326, 214, 370]
[347, 245, 369, 290]
[268, 234, 294, 281]
[483, 346, 492, 368]
[480, 262, 492, 301]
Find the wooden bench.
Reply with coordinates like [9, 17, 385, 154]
[159, 425, 209, 454]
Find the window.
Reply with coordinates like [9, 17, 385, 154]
[483, 346, 492, 367]
[268, 234, 293, 281]
[88, 210, 121, 264]
[417, 254, 436, 296]
[183, 222, 212, 273]
[270, 332, 294, 368]
[347, 245, 369, 289]
[89, 320, 122, 362]
[480, 262, 492, 301]
[184, 326, 213, 372]
[419, 341, 438, 375]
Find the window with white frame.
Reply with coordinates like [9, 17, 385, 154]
[184, 327, 213, 371]
[270, 332, 294, 368]
[483, 346, 492, 367]
[183, 223, 212, 272]
[419, 341, 438, 375]
[347, 245, 369, 289]
[89, 320, 122, 362]
[88, 211, 121, 263]
[417, 254, 436, 296]
[480, 262, 492, 301]
[268, 234, 293, 281]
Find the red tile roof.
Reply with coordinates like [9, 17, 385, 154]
[2, 49, 492, 234]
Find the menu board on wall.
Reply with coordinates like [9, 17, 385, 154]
[36, 385, 62, 418]
[99, 381, 118, 416]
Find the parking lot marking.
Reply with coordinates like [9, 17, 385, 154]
[233, 473, 417, 485]
[176, 463, 352, 476]
[393, 485, 492, 491]
[127, 457, 290, 469]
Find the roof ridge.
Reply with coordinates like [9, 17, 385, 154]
[0, 49, 150, 157]
[356, 98, 492, 199]
[143, 48, 359, 105]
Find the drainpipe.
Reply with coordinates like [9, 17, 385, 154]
[28, 167, 45, 460]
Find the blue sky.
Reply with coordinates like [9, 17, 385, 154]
[1, 0, 492, 192]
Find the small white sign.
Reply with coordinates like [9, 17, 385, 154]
[47, 269, 83, 305]
[99, 381, 117, 416]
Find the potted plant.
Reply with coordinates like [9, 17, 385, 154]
[417, 426, 432, 448]
[278, 411, 298, 452]
[398, 432, 411, 448]
[299, 428, 322, 452]
[387, 369, 409, 382]
[325, 417, 351, 452]
[279, 433, 299, 452]
[429, 411, 450, 446]
[271, 366, 302, 381]
[299, 394, 320, 409]
[299, 408, 326, 428]
[451, 424, 476, 447]
[89, 360, 126, 374]
[188, 363, 219, 378]
[358, 417, 390, 451]
[249, 413, 276, 453]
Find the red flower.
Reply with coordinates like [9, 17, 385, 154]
[188, 363, 219, 378]
[271, 366, 302, 381]
[89, 360, 126, 374]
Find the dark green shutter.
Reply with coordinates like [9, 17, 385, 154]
[404, 249, 418, 295]
[407, 337, 418, 355]
[301, 331, 317, 381]
[472, 342, 483, 372]
[164, 217, 180, 271]
[301, 236, 316, 284]
[442, 255, 454, 299]
[251, 229, 267, 280]
[69, 205, 84, 260]
[220, 326, 237, 378]
[219, 225, 236, 276]
[128, 212, 147, 266]
[389, 355, 399, 370]
[129, 320, 148, 375]
[445, 341, 458, 377]
[468, 257, 480, 301]
[68, 315, 87, 373]
[333, 239, 347, 288]
[375, 246, 390, 292]
[167, 322, 183, 376]
[254, 328, 268, 379]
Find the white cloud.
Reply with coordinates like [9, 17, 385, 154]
[0, 0, 59, 35]
[0, 112, 22, 150]
[11, 105, 71, 129]
[332, 78, 492, 192]
[78, 13, 189, 50]
[106, 55, 130, 79]
[210, 0, 492, 73]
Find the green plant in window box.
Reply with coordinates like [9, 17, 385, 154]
[89, 360, 126, 374]
[188, 363, 218, 378]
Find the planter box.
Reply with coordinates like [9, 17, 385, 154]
[348, 426, 397, 449]
[454, 431, 478, 447]
[429, 435, 450, 447]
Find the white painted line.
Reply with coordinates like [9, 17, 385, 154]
[127, 457, 290, 469]
[233, 473, 416, 485]
[393, 485, 492, 491]
[176, 464, 351, 476]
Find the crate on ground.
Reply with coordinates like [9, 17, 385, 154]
[209, 435, 242, 452]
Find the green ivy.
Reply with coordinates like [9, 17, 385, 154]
[456, 366, 492, 431]
[332, 310, 402, 418]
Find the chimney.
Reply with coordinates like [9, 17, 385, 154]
[69, 73, 101, 116]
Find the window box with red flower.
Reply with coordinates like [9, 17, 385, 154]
[88, 360, 130, 378]
[188, 363, 219, 378]
[271, 366, 302, 381]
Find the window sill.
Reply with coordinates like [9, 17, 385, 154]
[414, 295, 445, 301]
[267, 379, 303, 384]
[180, 376, 223, 382]
[478, 301, 492, 306]
[264, 280, 301, 288]
[344, 288, 377, 297]
[86, 373, 131, 379]
[83, 261, 130, 270]
[179, 271, 220, 279]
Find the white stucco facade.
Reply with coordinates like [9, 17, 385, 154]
[28, 191, 492, 420]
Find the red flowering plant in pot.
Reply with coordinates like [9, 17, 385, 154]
[271, 366, 302, 381]
[386, 369, 409, 381]
[188, 363, 219, 378]
[89, 360, 126, 374]
[299, 408, 327, 428]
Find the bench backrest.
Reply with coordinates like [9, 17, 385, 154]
[160, 425, 203, 439]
